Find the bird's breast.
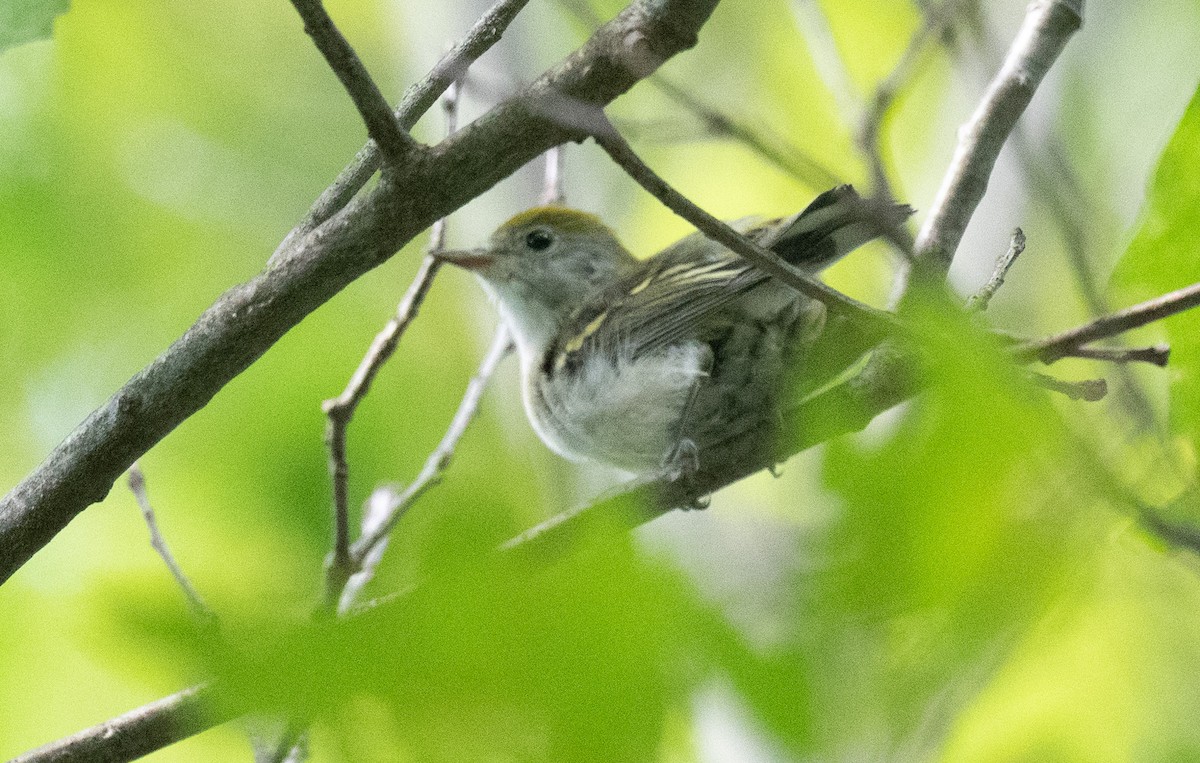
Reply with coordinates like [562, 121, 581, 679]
[523, 342, 710, 474]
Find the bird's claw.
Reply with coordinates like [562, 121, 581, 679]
[662, 438, 700, 482]
[662, 439, 711, 510]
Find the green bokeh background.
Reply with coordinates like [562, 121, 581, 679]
[3, 0, 1200, 760]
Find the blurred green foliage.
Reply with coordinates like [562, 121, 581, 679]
[1114, 87, 1200, 445]
[0, 0, 69, 53]
[3, 0, 1200, 761]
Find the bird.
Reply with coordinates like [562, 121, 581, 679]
[437, 185, 912, 478]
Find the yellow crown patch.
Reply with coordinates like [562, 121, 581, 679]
[498, 205, 611, 235]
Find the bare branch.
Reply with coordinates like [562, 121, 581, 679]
[967, 227, 1026, 311]
[913, 0, 1082, 276]
[591, 120, 898, 330]
[260, 721, 307, 763]
[857, 7, 949, 205]
[349, 326, 512, 568]
[322, 254, 443, 572]
[321, 81, 461, 585]
[1052, 343, 1171, 367]
[285, 0, 532, 249]
[9, 685, 229, 763]
[337, 486, 400, 613]
[1141, 506, 1200, 556]
[791, 0, 861, 122]
[0, 0, 722, 587]
[1015, 281, 1200, 364]
[287, 0, 413, 162]
[308, 64, 454, 751]
[1028, 372, 1107, 402]
[540, 146, 566, 205]
[126, 463, 214, 621]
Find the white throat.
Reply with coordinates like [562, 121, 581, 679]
[480, 279, 559, 371]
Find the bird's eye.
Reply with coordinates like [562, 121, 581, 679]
[525, 229, 554, 251]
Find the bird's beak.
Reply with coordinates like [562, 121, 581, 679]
[434, 248, 495, 271]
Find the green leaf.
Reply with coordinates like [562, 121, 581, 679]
[126, 523, 717, 762]
[1112, 84, 1200, 443]
[0, 0, 70, 53]
[806, 287, 1100, 755]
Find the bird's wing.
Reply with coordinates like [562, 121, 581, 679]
[545, 252, 768, 374]
[544, 185, 912, 374]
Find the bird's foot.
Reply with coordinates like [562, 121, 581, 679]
[661, 439, 711, 510]
[662, 438, 700, 482]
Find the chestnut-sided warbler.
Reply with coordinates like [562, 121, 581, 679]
[438, 186, 911, 477]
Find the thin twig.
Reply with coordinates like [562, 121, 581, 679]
[967, 227, 1026, 311]
[1015, 281, 1200, 364]
[959, 11, 1111, 317]
[1141, 505, 1200, 556]
[287, 0, 413, 162]
[337, 486, 399, 613]
[857, 3, 959, 208]
[9, 685, 228, 763]
[320, 81, 461, 596]
[791, 0, 861, 122]
[540, 146, 566, 205]
[304, 82, 464, 760]
[321, 255, 441, 575]
[262, 721, 307, 763]
[284, 0, 532, 250]
[126, 463, 214, 621]
[1053, 343, 1171, 367]
[1029, 372, 1107, 402]
[994, 332, 1171, 368]
[350, 326, 513, 566]
[793, 0, 940, 212]
[912, 0, 1083, 277]
[591, 120, 898, 331]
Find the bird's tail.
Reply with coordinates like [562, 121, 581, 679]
[767, 185, 913, 271]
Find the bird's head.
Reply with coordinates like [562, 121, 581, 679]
[438, 206, 636, 357]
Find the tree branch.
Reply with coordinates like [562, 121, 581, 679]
[591, 120, 898, 331]
[282, 0, 532, 251]
[539, 146, 566, 205]
[346, 326, 512, 581]
[126, 463, 214, 621]
[1015, 281, 1200, 364]
[0, 0, 722, 587]
[912, 0, 1082, 276]
[967, 227, 1026, 311]
[1141, 505, 1200, 556]
[321, 80, 460, 588]
[9, 685, 231, 763]
[1053, 343, 1171, 367]
[287, 0, 414, 162]
[1028, 372, 1107, 402]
